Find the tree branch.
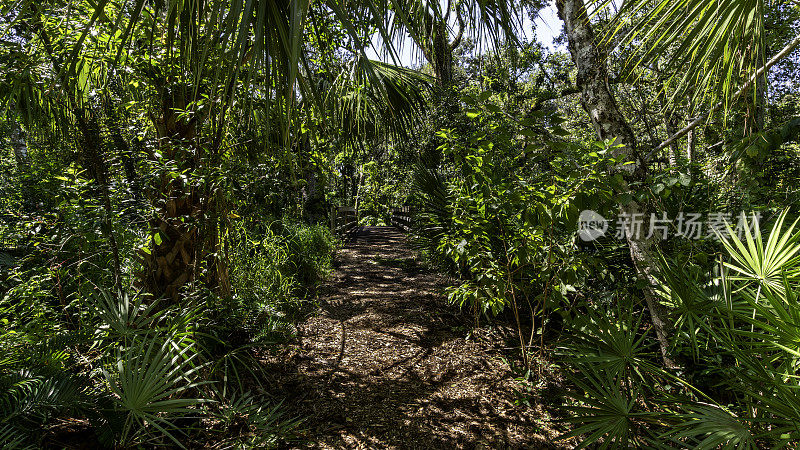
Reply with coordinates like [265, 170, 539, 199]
[646, 33, 800, 162]
[449, 7, 464, 51]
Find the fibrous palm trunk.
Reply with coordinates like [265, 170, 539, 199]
[138, 85, 229, 300]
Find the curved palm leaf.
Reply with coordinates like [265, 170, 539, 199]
[104, 335, 208, 448]
[558, 363, 646, 448]
[0, 424, 34, 450]
[661, 403, 757, 450]
[559, 306, 662, 384]
[717, 209, 800, 293]
[602, 0, 799, 115]
[5, 0, 521, 147]
[328, 57, 432, 142]
[88, 289, 163, 339]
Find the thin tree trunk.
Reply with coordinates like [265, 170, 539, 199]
[752, 43, 767, 134]
[664, 112, 679, 167]
[10, 120, 30, 169]
[686, 99, 695, 162]
[557, 0, 676, 367]
[102, 97, 141, 200]
[354, 167, 364, 219]
[10, 119, 35, 211]
[76, 110, 124, 294]
[34, 18, 124, 293]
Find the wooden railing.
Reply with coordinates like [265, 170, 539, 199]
[330, 205, 414, 239]
[331, 206, 360, 239]
[390, 206, 414, 232]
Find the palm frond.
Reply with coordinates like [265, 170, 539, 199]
[328, 58, 432, 142]
[661, 403, 757, 450]
[717, 209, 800, 293]
[0, 424, 35, 450]
[558, 363, 643, 449]
[88, 289, 163, 339]
[8, 0, 521, 148]
[603, 0, 780, 115]
[104, 335, 209, 448]
[655, 254, 718, 362]
[559, 306, 661, 384]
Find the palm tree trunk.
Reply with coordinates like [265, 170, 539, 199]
[420, 7, 463, 88]
[139, 86, 205, 300]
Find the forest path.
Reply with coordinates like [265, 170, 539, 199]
[266, 226, 562, 449]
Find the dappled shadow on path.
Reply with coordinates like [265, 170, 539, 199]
[263, 227, 563, 449]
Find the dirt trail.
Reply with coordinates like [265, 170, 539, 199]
[266, 227, 562, 449]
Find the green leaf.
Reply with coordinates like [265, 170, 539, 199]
[552, 126, 571, 137]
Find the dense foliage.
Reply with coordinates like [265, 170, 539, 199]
[1, 0, 799, 447]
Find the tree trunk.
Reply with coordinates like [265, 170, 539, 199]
[138, 85, 207, 301]
[664, 112, 679, 167]
[431, 19, 453, 86]
[751, 44, 768, 134]
[102, 97, 141, 201]
[10, 119, 35, 212]
[354, 167, 365, 219]
[420, 8, 463, 88]
[10, 120, 30, 169]
[75, 109, 124, 293]
[556, 0, 676, 367]
[686, 99, 695, 162]
[32, 17, 124, 292]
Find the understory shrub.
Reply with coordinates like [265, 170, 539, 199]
[229, 220, 336, 303]
[412, 94, 619, 346]
[225, 220, 337, 342]
[0, 213, 333, 448]
[0, 286, 305, 449]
